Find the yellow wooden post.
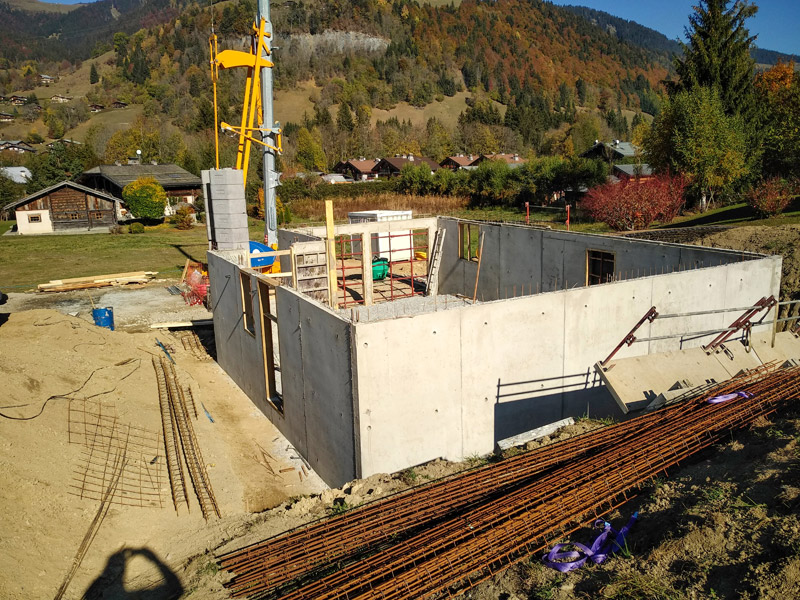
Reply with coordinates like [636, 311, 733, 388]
[325, 200, 337, 308]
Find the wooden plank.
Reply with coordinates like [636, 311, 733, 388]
[325, 200, 337, 308]
[300, 217, 437, 238]
[150, 320, 214, 329]
[361, 232, 373, 306]
[42, 271, 155, 285]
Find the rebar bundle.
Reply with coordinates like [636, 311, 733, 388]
[219, 362, 800, 599]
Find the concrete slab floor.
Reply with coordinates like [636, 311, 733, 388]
[0, 280, 212, 332]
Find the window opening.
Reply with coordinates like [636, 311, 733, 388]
[240, 270, 255, 335]
[258, 279, 282, 413]
[28, 214, 41, 223]
[459, 223, 480, 262]
[587, 250, 615, 285]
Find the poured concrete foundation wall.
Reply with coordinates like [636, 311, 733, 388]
[352, 255, 781, 476]
[437, 217, 762, 300]
[210, 223, 781, 487]
[208, 251, 356, 486]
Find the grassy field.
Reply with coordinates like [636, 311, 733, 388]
[0, 220, 16, 236]
[664, 198, 800, 229]
[4, 0, 84, 13]
[0, 220, 266, 291]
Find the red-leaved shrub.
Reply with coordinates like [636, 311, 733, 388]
[747, 177, 796, 217]
[582, 175, 687, 231]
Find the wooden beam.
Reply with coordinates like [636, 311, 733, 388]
[298, 217, 438, 238]
[325, 200, 337, 308]
[361, 231, 373, 306]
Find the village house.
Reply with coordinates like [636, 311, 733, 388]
[50, 95, 72, 104]
[440, 154, 479, 170]
[79, 162, 202, 206]
[0, 140, 36, 154]
[581, 140, 638, 163]
[332, 158, 379, 181]
[2, 181, 124, 235]
[374, 155, 440, 177]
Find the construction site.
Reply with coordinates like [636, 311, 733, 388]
[3, 0, 800, 598]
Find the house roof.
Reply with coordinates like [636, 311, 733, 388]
[0, 166, 32, 184]
[377, 156, 440, 171]
[441, 155, 478, 167]
[340, 158, 379, 174]
[82, 164, 202, 190]
[613, 163, 653, 178]
[2, 180, 121, 212]
[581, 141, 637, 160]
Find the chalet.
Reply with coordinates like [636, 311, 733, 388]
[472, 153, 528, 168]
[89, 104, 105, 112]
[333, 158, 379, 181]
[39, 74, 56, 86]
[0, 140, 36, 154]
[581, 140, 637, 162]
[612, 163, 654, 181]
[47, 139, 82, 149]
[9, 96, 26, 106]
[2, 181, 123, 235]
[0, 166, 32, 184]
[110, 101, 128, 109]
[440, 154, 478, 170]
[374, 155, 440, 177]
[79, 163, 202, 205]
[0, 112, 14, 122]
[50, 95, 72, 104]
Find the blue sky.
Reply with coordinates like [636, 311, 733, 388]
[549, 0, 800, 56]
[42, 0, 800, 55]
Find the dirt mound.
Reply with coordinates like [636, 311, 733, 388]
[693, 224, 800, 301]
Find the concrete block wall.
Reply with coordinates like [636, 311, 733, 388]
[202, 168, 249, 250]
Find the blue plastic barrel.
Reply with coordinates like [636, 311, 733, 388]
[249, 240, 277, 267]
[92, 307, 115, 331]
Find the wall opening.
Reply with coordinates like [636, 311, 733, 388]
[257, 279, 283, 413]
[240, 270, 255, 335]
[28, 214, 41, 223]
[587, 249, 616, 285]
[459, 222, 480, 262]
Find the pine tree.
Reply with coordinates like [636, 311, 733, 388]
[672, 0, 758, 118]
[89, 63, 99, 85]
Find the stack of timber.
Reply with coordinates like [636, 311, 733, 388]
[38, 271, 157, 292]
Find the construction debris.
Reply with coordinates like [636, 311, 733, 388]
[217, 362, 800, 600]
[38, 271, 157, 292]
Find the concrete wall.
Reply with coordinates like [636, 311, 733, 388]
[352, 255, 781, 476]
[437, 218, 763, 301]
[209, 250, 357, 486]
[15, 209, 52, 234]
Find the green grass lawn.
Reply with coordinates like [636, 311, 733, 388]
[0, 220, 16, 236]
[663, 197, 800, 229]
[0, 220, 269, 291]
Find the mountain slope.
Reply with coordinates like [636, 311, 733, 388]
[562, 4, 800, 66]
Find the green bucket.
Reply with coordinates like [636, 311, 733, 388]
[372, 257, 389, 281]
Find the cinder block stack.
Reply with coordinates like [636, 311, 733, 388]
[201, 168, 249, 250]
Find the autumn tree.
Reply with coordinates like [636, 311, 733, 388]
[582, 175, 688, 231]
[756, 61, 800, 179]
[295, 127, 327, 172]
[645, 87, 748, 210]
[122, 177, 167, 220]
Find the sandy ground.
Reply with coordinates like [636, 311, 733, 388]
[0, 308, 326, 599]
